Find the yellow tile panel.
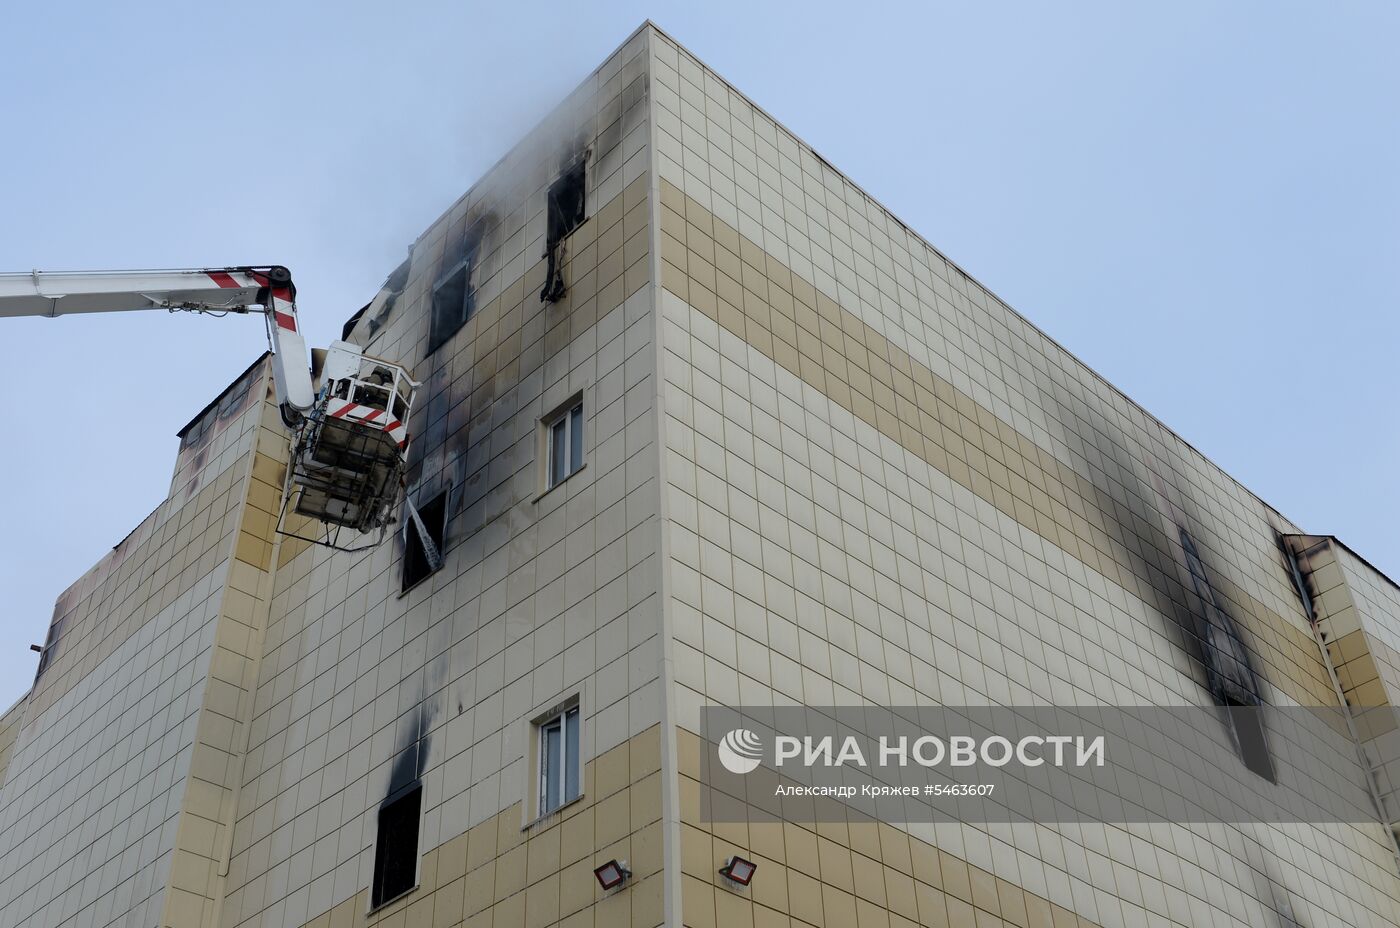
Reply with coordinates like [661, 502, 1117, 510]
[659, 178, 1332, 710]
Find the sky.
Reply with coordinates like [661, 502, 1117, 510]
[0, 1, 1396, 711]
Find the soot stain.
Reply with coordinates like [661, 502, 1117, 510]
[387, 698, 437, 798]
[1030, 374, 1270, 707]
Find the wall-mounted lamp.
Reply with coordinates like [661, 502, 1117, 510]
[719, 855, 757, 886]
[594, 859, 631, 891]
[29, 644, 42, 653]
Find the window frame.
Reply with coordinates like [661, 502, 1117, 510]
[1178, 528, 1275, 782]
[1223, 697, 1277, 783]
[541, 158, 588, 303]
[537, 704, 581, 817]
[34, 615, 64, 680]
[545, 159, 587, 247]
[401, 487, 450, 593]
[428, 256, 474, 356]
[370, 780, 423, 910]
[428, 213, 492, 355]
[543, 400, 585, 491]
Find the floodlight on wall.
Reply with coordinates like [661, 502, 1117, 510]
[594, 859, 631, 891]
[719, 855, 757, 886]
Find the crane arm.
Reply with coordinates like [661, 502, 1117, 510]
[0, 266, 314, 415]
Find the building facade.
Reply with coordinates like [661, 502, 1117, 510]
[3, 21, 1400, 928]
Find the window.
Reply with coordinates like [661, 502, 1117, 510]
[546, 160, 587, 245]
[1224, 698, 1276, 782]
[34, 615, 64, 680]
[1178, 528, 1275, 782]
[541, 159, 587, 303]
[372, 782, 422, 908]
[429, 218, 490, 354]
[179, 412, 211, 451]
[402, 488, 449, 592]
[546, 402, 584, 489]
[538, 705, 581, 815]
[429, 258, 474, 355]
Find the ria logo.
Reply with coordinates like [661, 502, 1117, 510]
[717, 729, 764, 774]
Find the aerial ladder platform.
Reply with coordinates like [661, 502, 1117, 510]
[0, 265, 421, 552]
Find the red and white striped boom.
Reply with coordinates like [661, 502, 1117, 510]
[0, 266, 314, 414]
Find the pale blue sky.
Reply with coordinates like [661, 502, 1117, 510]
[2, 2, 1396, 710]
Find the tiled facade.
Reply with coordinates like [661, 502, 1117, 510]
[3, 21, 1399, 928]
[0, 355, 280, 928]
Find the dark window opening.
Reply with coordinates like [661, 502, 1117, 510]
[1224, 698, 1276, 782]
[429, 260, 474, 355]
[34, 615, 65, 680]
[372, 781, 422, 908]
[1179, 528, 1275, 782]
[541, 159, 586, 303]
[429, 219, 489, 355]
[402, 489, 449, 591]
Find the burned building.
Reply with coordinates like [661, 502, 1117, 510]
[2, 21, 1400, 928]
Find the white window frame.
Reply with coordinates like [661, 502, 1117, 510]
[537, 704, 581, 816]
[545, 400, 584, 490]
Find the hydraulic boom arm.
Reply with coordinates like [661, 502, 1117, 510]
[2, 262, 423, 550]
[0, 266, 314, 415]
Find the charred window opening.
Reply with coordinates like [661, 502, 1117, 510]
[372, 781, 422, 909]
[402, 488, 449, 592]
[541, 159, 586, 303]
[1180, 530, 1260, 705]
[429, 219, 489, 355]
[177, 363, 257, 453]
[179, 413, 212, 451]
[1179, 528, 1275, 781]
[1224, 698, 1276, 782]
[34, 615, 65, 680]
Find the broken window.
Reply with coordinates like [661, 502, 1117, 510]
[545, 401, 584, 489]
[541, 159, 587, 303]
[1224, 698, 1276, 782]
[352, 257, 411, 341]
[179, 412, 211, 451]
[1179, 528, 1275, 782]
[402, 488, 449, 591]
[33, 614, 65, 680]
[372, 781, 422, 908]
[429, 218, 490, 355]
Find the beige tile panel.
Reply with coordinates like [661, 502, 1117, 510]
[657, 178, 1332, 710]
[236, 452, 285, 572]
[261, 401, 315, 568]
[167, 394, 289, 928]
[292, 725, 666, 928]
[675, 728, 1098, 928]
[1330, 631, 1387, 707]
[24, 366, 276, 721]
[27, 454, 253, 719]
